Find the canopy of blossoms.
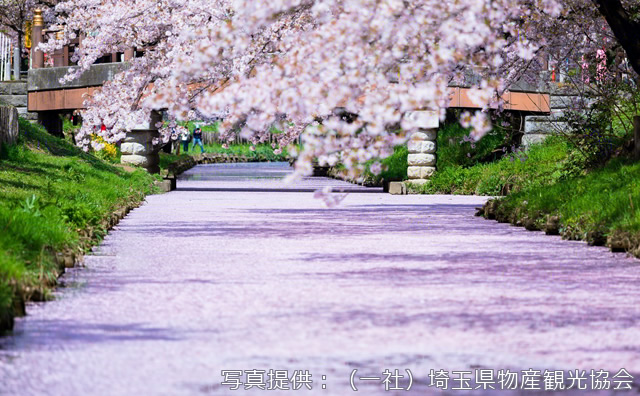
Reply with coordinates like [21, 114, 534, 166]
[43, 0, 578, 179]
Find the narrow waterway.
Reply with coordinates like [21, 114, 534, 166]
[1, 162, 638, 395]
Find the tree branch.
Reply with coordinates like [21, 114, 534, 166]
[593, 0, 640, 75]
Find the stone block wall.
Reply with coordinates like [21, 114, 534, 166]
[522, 95, 574, 147]
[0, 81, 37, 121]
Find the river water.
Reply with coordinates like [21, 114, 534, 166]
[1, 163, 638, 395]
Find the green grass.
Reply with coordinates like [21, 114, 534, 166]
[159, 141, 294, 179]
[436, 122, 512, 169]
[181, 142, 292, 162]
[496, 158, 640, 237]
[0, 119, 158, 329]
[357, 121, 514, 187]
[362, 145, 409, 184]
[202, 142, 292, 161]
[184, 121, 220, 133]
[410, 120, 640, 253]
[175, 120, 293, 161]
[378, 145, 409, 182]
[414, 137, 571, 195]
[159, 152, 192, 170]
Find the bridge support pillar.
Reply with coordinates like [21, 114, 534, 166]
[405, 110, 439, 185]
[120, 111, 162, 174]
[37, 111, 63, 137]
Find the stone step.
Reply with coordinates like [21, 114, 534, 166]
[0, 81, 27, 96]
[524, 120, 569, 134]
[549, 95, 595, 110]
[16, 107, 38, 121]
[549, 95, 575, 109]
[0, 95, 27, 108]
[408, 153, 436, 167]
[525, 111, 565, 123]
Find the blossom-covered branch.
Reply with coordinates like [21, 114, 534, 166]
[45, 0, 572, 177]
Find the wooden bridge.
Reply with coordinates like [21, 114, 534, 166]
[27, 63, 552, 135]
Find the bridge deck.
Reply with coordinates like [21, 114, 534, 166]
[177, 162, 383, 193]
[26, 64, 551, 113]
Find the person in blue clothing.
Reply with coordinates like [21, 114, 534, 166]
[192, 127, 205, 153]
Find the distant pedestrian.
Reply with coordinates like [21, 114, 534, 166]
[180, 126, 190, 152]
[192, 127, 205, 153]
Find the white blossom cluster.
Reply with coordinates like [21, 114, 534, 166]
[42, 0, 565, 178]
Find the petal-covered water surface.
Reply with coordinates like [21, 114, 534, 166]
[1, 163, 638, 395]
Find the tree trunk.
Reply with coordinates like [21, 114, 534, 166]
[593, 0, 640, 76]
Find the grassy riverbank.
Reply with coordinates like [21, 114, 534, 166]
[184, 142, 292, 161]
[407, 120, 640, 257]
[0, 120, 158, 331]
[413, 137, 571, 195]
[485, 157, 640, 257]
[175, 121, 293, 161]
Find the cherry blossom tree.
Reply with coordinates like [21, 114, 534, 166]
[593, 0, 640, 76]
[44, 0, 572, 179]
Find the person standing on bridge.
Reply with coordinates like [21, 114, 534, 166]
[179, 126, 191, 153]
[192, 127, 205, 153]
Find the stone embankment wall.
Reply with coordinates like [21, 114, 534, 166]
[522, 94, 575, 147]
[0, 81, 36, 122]
[0, 105, 19, 150]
